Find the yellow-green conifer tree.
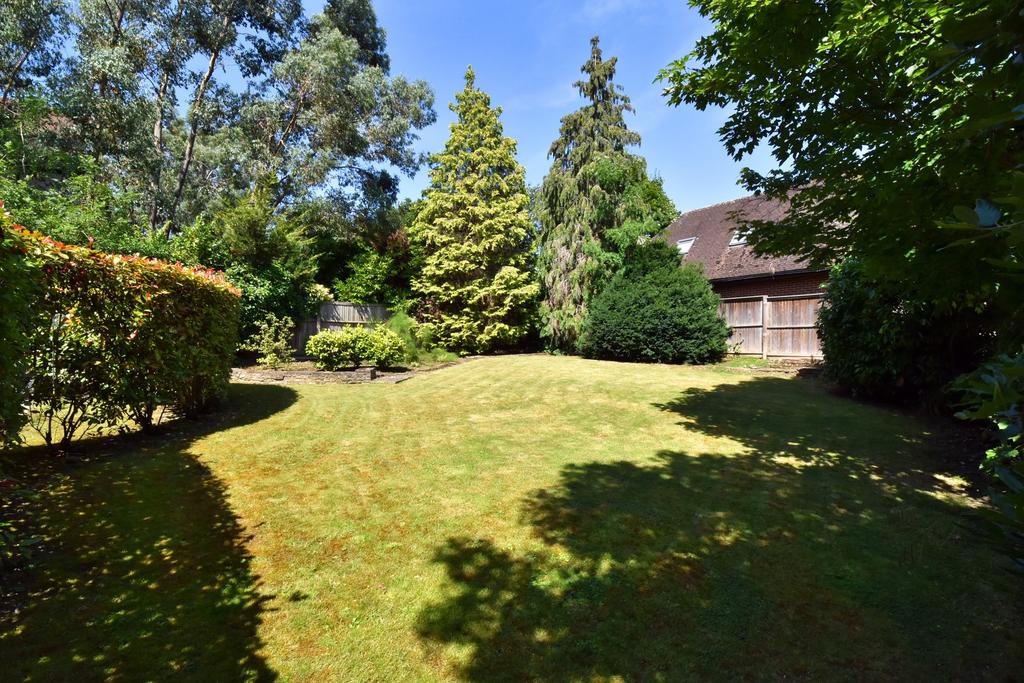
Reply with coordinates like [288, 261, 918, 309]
[411, 67, 539, 354]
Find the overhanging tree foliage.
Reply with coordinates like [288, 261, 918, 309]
[411, 67, 539, 354]
[538, 37, 676, 352]
[660, 0, 1024, 345]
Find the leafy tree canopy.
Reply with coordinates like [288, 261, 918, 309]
[660, 0, 1023, 343]
[0, 0, 435, 239]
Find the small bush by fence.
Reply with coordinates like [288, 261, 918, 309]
[2, 213, 241, 451]
[306, 327, 405, 370]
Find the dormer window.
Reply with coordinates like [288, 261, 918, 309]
[729, 230, 748, 246]
[676, 237, 696, 255]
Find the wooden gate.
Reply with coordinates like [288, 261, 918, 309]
[719, 293, 824, 358]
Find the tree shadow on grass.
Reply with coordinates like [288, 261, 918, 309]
[0, 383, 298, 681]
[417, 377, 1023, 681]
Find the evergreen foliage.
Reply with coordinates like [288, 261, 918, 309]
[580, 241, 728, 364]
[410, 67, 539, 354]
[818, 260, 992, 404]
[537, 37, 676, 352]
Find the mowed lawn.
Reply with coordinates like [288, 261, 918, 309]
[1, 355, 1021, 681]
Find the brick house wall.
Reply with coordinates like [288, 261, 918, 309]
[712, 270, 828, 299]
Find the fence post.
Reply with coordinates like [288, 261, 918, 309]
[761, 295, 769, 360]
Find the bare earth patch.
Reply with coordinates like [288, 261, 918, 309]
[231, 358, 470, 385]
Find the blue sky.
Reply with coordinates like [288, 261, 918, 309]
[304, 0, 776, 213]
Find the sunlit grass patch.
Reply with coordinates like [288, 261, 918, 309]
[1, 355, 1020, 681]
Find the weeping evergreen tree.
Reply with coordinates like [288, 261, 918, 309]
[538, 37, 676, 352]
[411, 67, 539, 354]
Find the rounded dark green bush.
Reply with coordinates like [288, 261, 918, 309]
[819, 260, 992, 403]
[580, 242, 728, 364]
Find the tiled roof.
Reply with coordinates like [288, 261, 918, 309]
[664, 194, 823, 281]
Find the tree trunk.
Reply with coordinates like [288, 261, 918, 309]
[147, 70, 172, 233]
[97, 1, 128, 98]
[147, 0, 187, 234]
[166, 10, 232, 233]
[0, 42, 34, 106]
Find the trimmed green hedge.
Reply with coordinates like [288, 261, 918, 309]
[2, 218, 240, 451]
[580, 241, 729, 364]
[306, 327, 405, 370]
[0, 208, 38, 446]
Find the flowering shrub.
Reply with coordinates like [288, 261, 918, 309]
[3, 218, 240, 451]
[306, 327, 404, 370]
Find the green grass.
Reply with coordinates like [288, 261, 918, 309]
[1, 355, 1021, 680]
[718, 355, 773, 369]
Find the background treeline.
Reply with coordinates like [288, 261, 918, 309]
[2, 0, 723, 363]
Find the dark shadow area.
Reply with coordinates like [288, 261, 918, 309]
[418, 377, 1023, 680]
[0, 383, 298, 681]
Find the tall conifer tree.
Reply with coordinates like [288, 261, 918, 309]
[537, 37, 675, 352]
[411, 67, 539, 354]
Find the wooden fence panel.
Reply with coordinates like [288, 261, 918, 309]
[319, 302, 390, 326]
[766, 328, 820, 357]
[720, 293, 823, 358]
[718, 297, 764, 355]
[293, 319, 319, 354]
[292, 302, 391, 354]
[766, 295, 822, 358]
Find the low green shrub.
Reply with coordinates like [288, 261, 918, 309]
[819, 260, 992, 404]
[307, 328, 362, 369]
[580, 241, 728, 364]
[306, 326, 405, 370]
[240, 314, 296, 369]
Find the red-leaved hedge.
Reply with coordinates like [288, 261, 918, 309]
[1, 206, 241, 451]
